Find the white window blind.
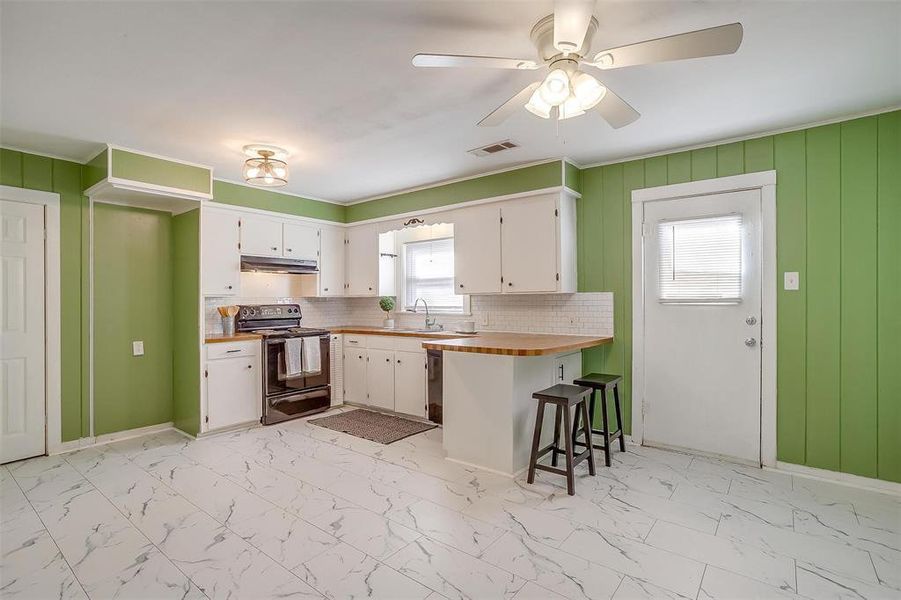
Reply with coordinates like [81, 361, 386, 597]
[403, 237, 464, 312]
[657, 214, 743, 303]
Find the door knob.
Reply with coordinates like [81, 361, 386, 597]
[744, 338, 757, 347]
[746, 316, 758, 326]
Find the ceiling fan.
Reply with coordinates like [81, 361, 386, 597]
[412, 0, 743, 128]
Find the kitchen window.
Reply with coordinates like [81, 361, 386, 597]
[657, 214, 743, 303]
[402, 237, 466, 313]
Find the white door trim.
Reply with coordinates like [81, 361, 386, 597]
[0, 185, 62, 455]
[631, 171, 778, 467]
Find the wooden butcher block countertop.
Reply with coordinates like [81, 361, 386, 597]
[421, 332, 613, 356]
[204, 333, 263, 344]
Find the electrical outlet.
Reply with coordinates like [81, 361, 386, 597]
[133, 341, 144, 356]
[479, 312, 489, 327]
[783, 272, 800, 291]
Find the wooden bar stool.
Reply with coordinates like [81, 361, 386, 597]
[571, 373, 625, 467]
[527, 383, 595, 495]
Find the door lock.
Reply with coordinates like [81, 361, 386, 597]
[744, 338, 757, 347]
[745, 316, 758, 326]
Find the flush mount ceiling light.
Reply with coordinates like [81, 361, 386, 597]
[242, 145, 288, 187]
[411, 0, 743, 128]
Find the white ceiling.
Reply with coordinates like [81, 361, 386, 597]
[2, 1, 899, 203]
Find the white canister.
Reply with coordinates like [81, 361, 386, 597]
[457, 320, 476, 333]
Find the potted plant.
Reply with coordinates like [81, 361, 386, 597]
[379, 296, 396, 329]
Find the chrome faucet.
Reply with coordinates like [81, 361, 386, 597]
[413, 298, 440, 330]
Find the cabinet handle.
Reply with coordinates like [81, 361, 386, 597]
[386, 358, 390, 362]
[508, 282, 513, 287]
[227, 285, 233, 290]
[226, 349, 241, 353]
[248, 364, 253, 369]
[459, 284, 464, 288]
[324, 287, 329, 292]
[271, 246, 278, 251]
[397, 359, 401, 364]
[286, 248, 293, 252]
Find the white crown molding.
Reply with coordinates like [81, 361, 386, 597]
[578, 104, 901, 170]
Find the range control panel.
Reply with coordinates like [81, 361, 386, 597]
[237, 304, 302, 321]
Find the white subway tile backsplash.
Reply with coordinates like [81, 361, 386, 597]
[204, 293, 613, 338]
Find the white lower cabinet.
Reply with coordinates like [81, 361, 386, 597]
[343, 348, 368, 405]
[394, 351, 427, 418]
[366, 349, 395, 411]
[554, 351, 583, 384]
[342, 336, 428, 419]
[204, 341, 261, 431]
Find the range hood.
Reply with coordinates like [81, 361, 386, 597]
[240, 255, 319, 274]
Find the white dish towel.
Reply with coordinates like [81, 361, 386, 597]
[301, 336, 321, 375]
[285, 338, 304, 377]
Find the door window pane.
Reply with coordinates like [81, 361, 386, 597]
[657, 214, 742, 303]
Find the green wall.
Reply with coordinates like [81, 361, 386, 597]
[92, 204, 174, 435]
[345, 160, 564, 222]
[213, 180, 345, 222]
[1, 149, 86, 442]
[111, 148, 211, 195]
[579, 111, 901, 483]
[173, 209, 201, 435]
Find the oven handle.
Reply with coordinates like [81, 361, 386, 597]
[270, 386, 329, 407]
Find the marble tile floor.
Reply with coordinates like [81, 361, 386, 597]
[2, 408, 899, 600]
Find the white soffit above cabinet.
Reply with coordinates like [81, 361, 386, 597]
[2, 1, 899, 202]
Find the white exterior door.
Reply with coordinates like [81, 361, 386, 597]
[366, 349, 395, 411]
[641, 189, 762, 464]
[240, 215, 283, 257]
[453, 204, 501, 294]
[201, 209, 240, 296]
[283, 223, 319, 261]
[394, 351, 426, 417]
[500, 195, 558, 293]
[1, 200, 46, 463]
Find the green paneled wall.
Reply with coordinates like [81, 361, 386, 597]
[213, 180, 345, 223]
[92, 203, 174, 435]
[345, 160, 564, 222]
[579, 111, 901, 483]
[1, 149, 86, 441]
[172, 209, 201, 435]
[111, 148, 211, 195]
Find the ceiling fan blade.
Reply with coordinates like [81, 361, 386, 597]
[594, 87, 640, 128]
[478, 82, 542, 127]
[590, 23, 743, 69]
[412, 54, 539, 70]
[553, 0, 596, 54]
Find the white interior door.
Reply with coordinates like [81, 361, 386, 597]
[1, 200, 46, 463]
[642, 189, 762, 464]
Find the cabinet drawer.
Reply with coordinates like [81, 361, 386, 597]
[393, 337, 427, 353]
[367, 335, 396, 351]
[343, 334, 367, 348]
[206, 341, 260, 360]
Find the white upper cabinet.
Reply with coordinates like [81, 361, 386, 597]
[319, 225, 346, 297]
[345, 223, 379, 296]
[202, 208, 240, 296]
[453, 204, 502, 294]
[283, 222, 320, 261]
[499, 193, 577, 294]
[240, 215, 283, 257]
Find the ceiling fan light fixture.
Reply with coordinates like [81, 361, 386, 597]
[538, 68, 572, 106]
[557, 95, 585, 120]
[525, 88, 552, 119]
[571, 71, 607, 110]
[242, 145, 289, 187]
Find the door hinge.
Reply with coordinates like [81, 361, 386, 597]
[501, 276, 504, 283]
[556, 273, 559, 281]
[204, 416, 209, 423]
[238, 242, 241, 250]
[238, 219, 242, 227]
[204, 369, 208, 378]
[500, 216, 503, 224]
[554, 209, 558, 217]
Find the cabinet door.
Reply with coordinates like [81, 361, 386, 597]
[366, 349, 395, 411]
[283, 222, 319, 261]
[454, 204, 502, 294]
[553, 352, 583, 384]
[394, 351, 426, 418]
[343, 348, 368, 404]
[202, 209, 240, 296]
[240, 215, 283, 257]
[206, 358, 261, 430]
[346, 224, 379, 296]
[319, 226, 345, 296]
[500, 195, 558, 293]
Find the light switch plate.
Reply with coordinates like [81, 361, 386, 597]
[133, 341, 144, 356]
[784, 272, 800, 291]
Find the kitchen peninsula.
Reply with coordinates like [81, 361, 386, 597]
[423, 332, 613, 476]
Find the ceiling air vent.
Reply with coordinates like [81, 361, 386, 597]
[468, 140, 519, 157]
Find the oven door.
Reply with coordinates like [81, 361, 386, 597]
[263, 335, 330, 397]
[263, 387, 330, 425]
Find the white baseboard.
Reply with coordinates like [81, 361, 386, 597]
[48, 422, 177, 455]
[776, 461, 901, 497]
